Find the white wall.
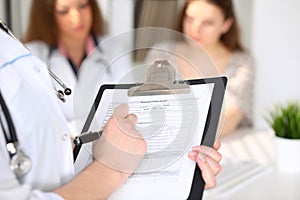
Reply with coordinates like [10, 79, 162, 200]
[233, 0, 253, 51]
[101, 0, 134, 35]
[251, 0, 300, 129]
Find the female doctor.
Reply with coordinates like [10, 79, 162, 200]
[0, 23, 221, 199]
[23, 0, 132, 133]
[0, 25, 146, 199]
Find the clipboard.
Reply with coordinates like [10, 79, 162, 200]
[73, 60, 227, 200]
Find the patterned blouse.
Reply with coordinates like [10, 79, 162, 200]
[223, 51, 254, 128]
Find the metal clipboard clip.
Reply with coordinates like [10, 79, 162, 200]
[128, 60, 190, 96]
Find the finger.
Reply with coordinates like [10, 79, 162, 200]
[189, 147, 222, 164]
[188, 152, 221, 187]
[121, 114, 140, 138]
[113, 104, 129, 118]
[126, 113, 138, 125]
[191, 146, 201, 151]
[188, 151, 198, 161]
[192, 145, 214, 152]
[204, 147, 222, 163]
[204, 155, 222, 175]
[190, 154, 222, 176]
[200, 146, 222, 163]
[191, 140, 221, 151]
[213, 140, 221, 150]
[196, 155, 217, 189]
[191, 145, 212, 155]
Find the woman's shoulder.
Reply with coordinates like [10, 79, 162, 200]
[25, 40, 49, 51]
[232, 51, 254, 62]
[230, 50, 255, 69]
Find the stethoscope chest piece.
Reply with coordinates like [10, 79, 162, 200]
[10, 149, 32, 178]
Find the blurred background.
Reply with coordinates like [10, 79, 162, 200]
[1, 0, 300, 130]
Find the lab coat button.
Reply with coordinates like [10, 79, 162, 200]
[62, 133, 68, 141]
[33, 66, 40, 73]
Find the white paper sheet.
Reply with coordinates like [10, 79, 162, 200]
[74, 83, 214, 199]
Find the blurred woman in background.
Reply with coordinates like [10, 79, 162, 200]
[146, 0, 254, 137]
[178, 0, 254, 136]
[23, 0, 132, 134]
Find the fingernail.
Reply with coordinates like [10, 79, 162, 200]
[200, 146, 211, 154]
[188, 151, 197, 156]
[198, 153, 206, 161]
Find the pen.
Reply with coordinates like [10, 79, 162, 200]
[73, 131, 103, 146]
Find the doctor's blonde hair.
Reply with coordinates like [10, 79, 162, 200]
[23, 0, 106, 46]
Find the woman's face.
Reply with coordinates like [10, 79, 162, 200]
[54, 0, 92, 41]
[183, 1, 231, 48]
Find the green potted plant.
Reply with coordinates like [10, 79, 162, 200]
[265, 101, 300, 173]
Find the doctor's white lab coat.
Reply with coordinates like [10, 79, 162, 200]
[0, 29, 74, 200]
[26, 36, 134, 134]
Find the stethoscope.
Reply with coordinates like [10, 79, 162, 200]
[0, 74, 70, 181]
[46, 34, 111, 89]
[0, 90, 32, 180]
[0, 20, 72, 179]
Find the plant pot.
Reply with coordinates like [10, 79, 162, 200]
[275, 136, 300, 173]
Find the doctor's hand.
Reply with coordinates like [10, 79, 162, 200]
[55, 104, 146, 200]
[93, 104, 147, 175]
[188, 140, 222, 189]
